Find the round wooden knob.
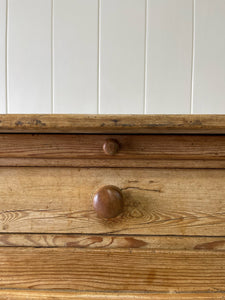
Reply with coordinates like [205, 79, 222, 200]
[103, 139, 119, 155]
[93, 185, 123, 219]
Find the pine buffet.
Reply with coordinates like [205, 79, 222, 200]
[0, 115, 225, 300]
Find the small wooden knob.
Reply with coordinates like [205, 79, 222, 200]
[93, 185, 123, 219]
[103, 139, 119, 155]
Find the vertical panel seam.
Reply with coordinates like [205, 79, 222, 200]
[97, 0, 100, 114]
[143, 0, 148, 114]
[51, 0, 54, 114]
[190, 0, 196, 114]
[5, 0, 8, 113]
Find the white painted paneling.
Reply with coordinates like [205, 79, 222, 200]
[0, 0, 6, 113]
[2, 0, 225, 115]
[7, 0, 51, 113]
[193, 0, 225, 114]
[99, 0, 146, 114]
[146, 0, 193, 114]
[54, 0, 98, 113]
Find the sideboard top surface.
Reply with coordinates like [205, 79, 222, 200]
[0, 114, 225, 134]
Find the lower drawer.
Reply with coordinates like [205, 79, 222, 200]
[0, 247, 224, 292]
[0, 167, 225, 235]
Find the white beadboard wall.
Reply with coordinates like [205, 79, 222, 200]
[0, 0, 6, 113]
[0, 0, 225, 114]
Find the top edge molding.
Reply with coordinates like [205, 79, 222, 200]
[0, 114, 225, 134]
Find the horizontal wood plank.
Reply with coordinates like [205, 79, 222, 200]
[0, 167, 225, 235]
[0, 234, 225, 251]
[0, 290, 224, 299]
[1, 158, 225, 169]
[0, 114, 225, 133]
[0, 248, 225, 292]
[2, 133, 225, 159]
[1, 133, 225, 168]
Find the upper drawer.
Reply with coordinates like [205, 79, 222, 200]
[0, 167, 225, 236]
[0, 134, 225, 168]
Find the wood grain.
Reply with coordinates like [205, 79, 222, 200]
[0, 290, 224, 299]
[2, 158, 225, 168]
[0, 167, 225, 235]
[0, 248, 225, 292]
[0, 133, 224, 168]
[0, 134, 225, 161]
[0, 234, 225, 251]
[0, 114, 225, 133]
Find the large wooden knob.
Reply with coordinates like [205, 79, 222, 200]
[93, 185, 124, 219]
[103, 139, 120, 155]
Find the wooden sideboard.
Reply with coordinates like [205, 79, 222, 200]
[0, 114, 225, 299]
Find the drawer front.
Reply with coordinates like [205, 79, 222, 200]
[0, 134, 225, 168]
[0, 247, 224, 293]
[0, 167, 225, 235]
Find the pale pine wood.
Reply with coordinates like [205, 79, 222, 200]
[0, 134, 225, 160]
[1, 167, 225, 235]
[1, 115, 225, 133]
[0, 290, 224, 300]
[0, 234, 225, 251]
[0, 248, 225, 291]
[1, 133, 225, 168]
[2, 158, 225, 169]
